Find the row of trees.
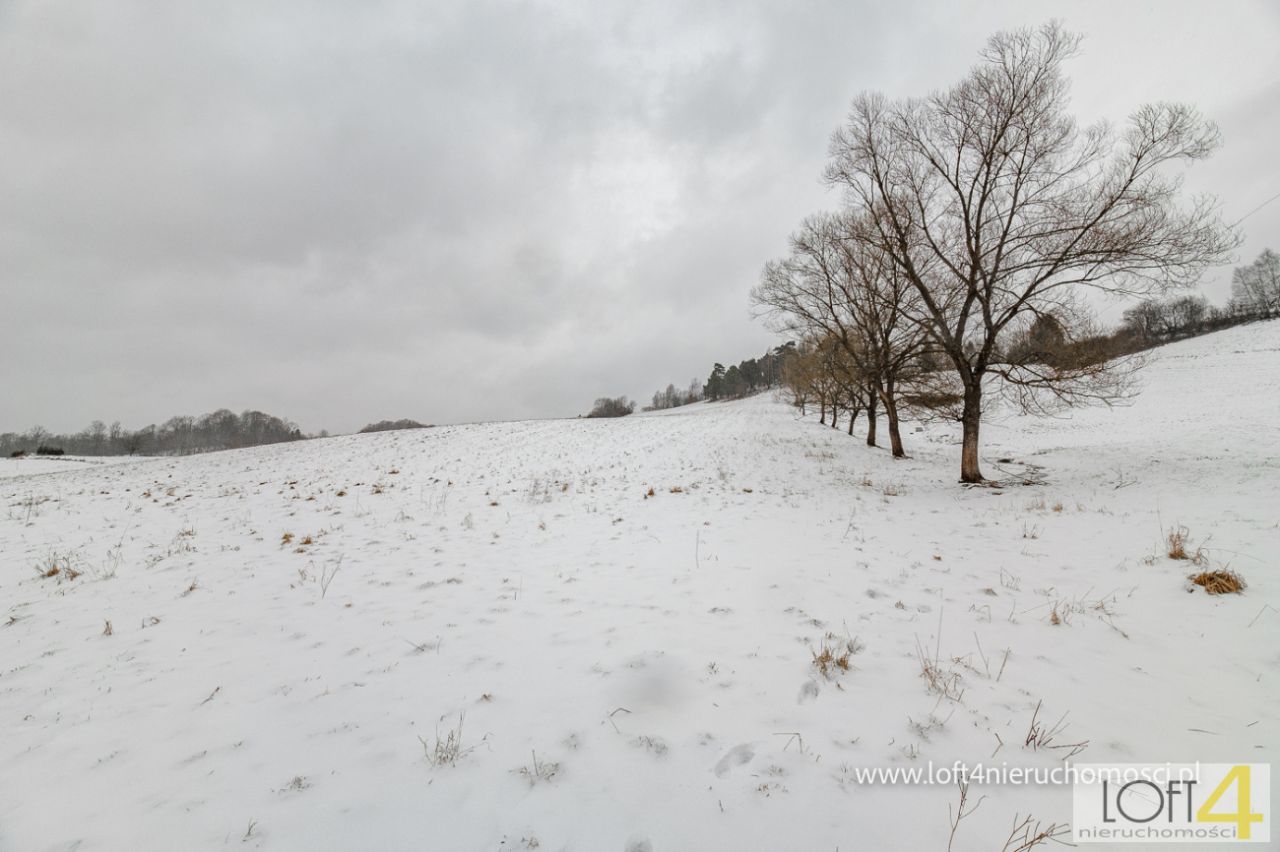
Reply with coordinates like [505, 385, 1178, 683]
[638, 344, 798, 413]
[1, 409, 305, 457]
[753, 22, 1235, 482]
[1119, 250, 1279, 344]
[702, 345, 795, 401]
[645, 379, 703, 412]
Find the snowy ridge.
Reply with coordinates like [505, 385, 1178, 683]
[1, 321, 1277, 851]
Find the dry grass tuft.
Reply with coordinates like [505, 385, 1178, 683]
[1166, 525, 1211, 565]
[419, 713, 482, 767]
[915, 638, 964, 701]
[669, 486, 684, 494]
[1023, 699, 1089, 758]
[36, 553, 82, 581]
[1190, 569, 1245, 595]
[811, 633, 861, 679]
[515, 750, 561, 786]
[281, 532, 294, 546]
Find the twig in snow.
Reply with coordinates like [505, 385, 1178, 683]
[1248, 604, 1277, 628]
[973, 631, 990, 678]
[997, 648, 1011, 682]
[607, 707, 631, 733]
[947, 781, 985, 852]
[773, 732, 805, 754]
[320, 554, 343, 599]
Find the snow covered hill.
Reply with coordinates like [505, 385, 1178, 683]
[2, 321, 1278, 851]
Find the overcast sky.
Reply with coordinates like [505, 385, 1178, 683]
[3, 1, 1277, 435]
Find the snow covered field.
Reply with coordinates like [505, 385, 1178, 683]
[2, 321, 1277, 851]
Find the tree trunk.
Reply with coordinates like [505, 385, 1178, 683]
[883, 384, 905, 458]
[830, 403, 840, 429]
[960, 379, 984, 483]
[819, 398, 826, 425]
[847, 405, 859, 435]
[865, 392, 877, 447]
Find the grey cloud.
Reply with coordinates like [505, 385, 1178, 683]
[2, 0, 1277, 434]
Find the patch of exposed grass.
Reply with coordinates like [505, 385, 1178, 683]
[1190, 569, 1245, 595]
[812, 632, 862, 680]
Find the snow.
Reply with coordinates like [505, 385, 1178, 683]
[0, 455, 138, 481]
[2, 321, 1277, 851]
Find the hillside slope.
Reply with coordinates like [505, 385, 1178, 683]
[2, 321, 1277, 851]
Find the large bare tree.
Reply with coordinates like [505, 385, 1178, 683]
[825, 22, 1236, 481]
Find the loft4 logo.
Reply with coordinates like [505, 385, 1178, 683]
[1073, 763, 1271, 844]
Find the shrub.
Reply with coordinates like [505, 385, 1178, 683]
[586, 397, 636, 418]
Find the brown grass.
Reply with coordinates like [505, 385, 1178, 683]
[1190, 569, 1245, 595]
[1166, 525, 1211, 565]
[812, 633, 861, 680]
[281, 532, 294, 545]
[812, 646, 851, 678]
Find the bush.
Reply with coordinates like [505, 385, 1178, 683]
[586, 397, 635, 418]
[358, 419, 430, 433]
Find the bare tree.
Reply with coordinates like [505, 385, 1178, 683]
[825, 22, 1236, 481]
[87, 420, 107, 455]
[754, 212, 928, 456]
[1231, 248, 1280, 318]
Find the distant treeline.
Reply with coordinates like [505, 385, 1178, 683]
[1, 409, 305, 457]
[587, 344, 800, 418]
[358, 419, 431, 433]
[1111, 249, 1280, 349]
[643, 343, 797, 411]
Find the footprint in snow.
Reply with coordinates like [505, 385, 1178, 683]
[624, 836, 653, 852]
[797, 679, 820, 703]
[713, 743, 755, 777]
